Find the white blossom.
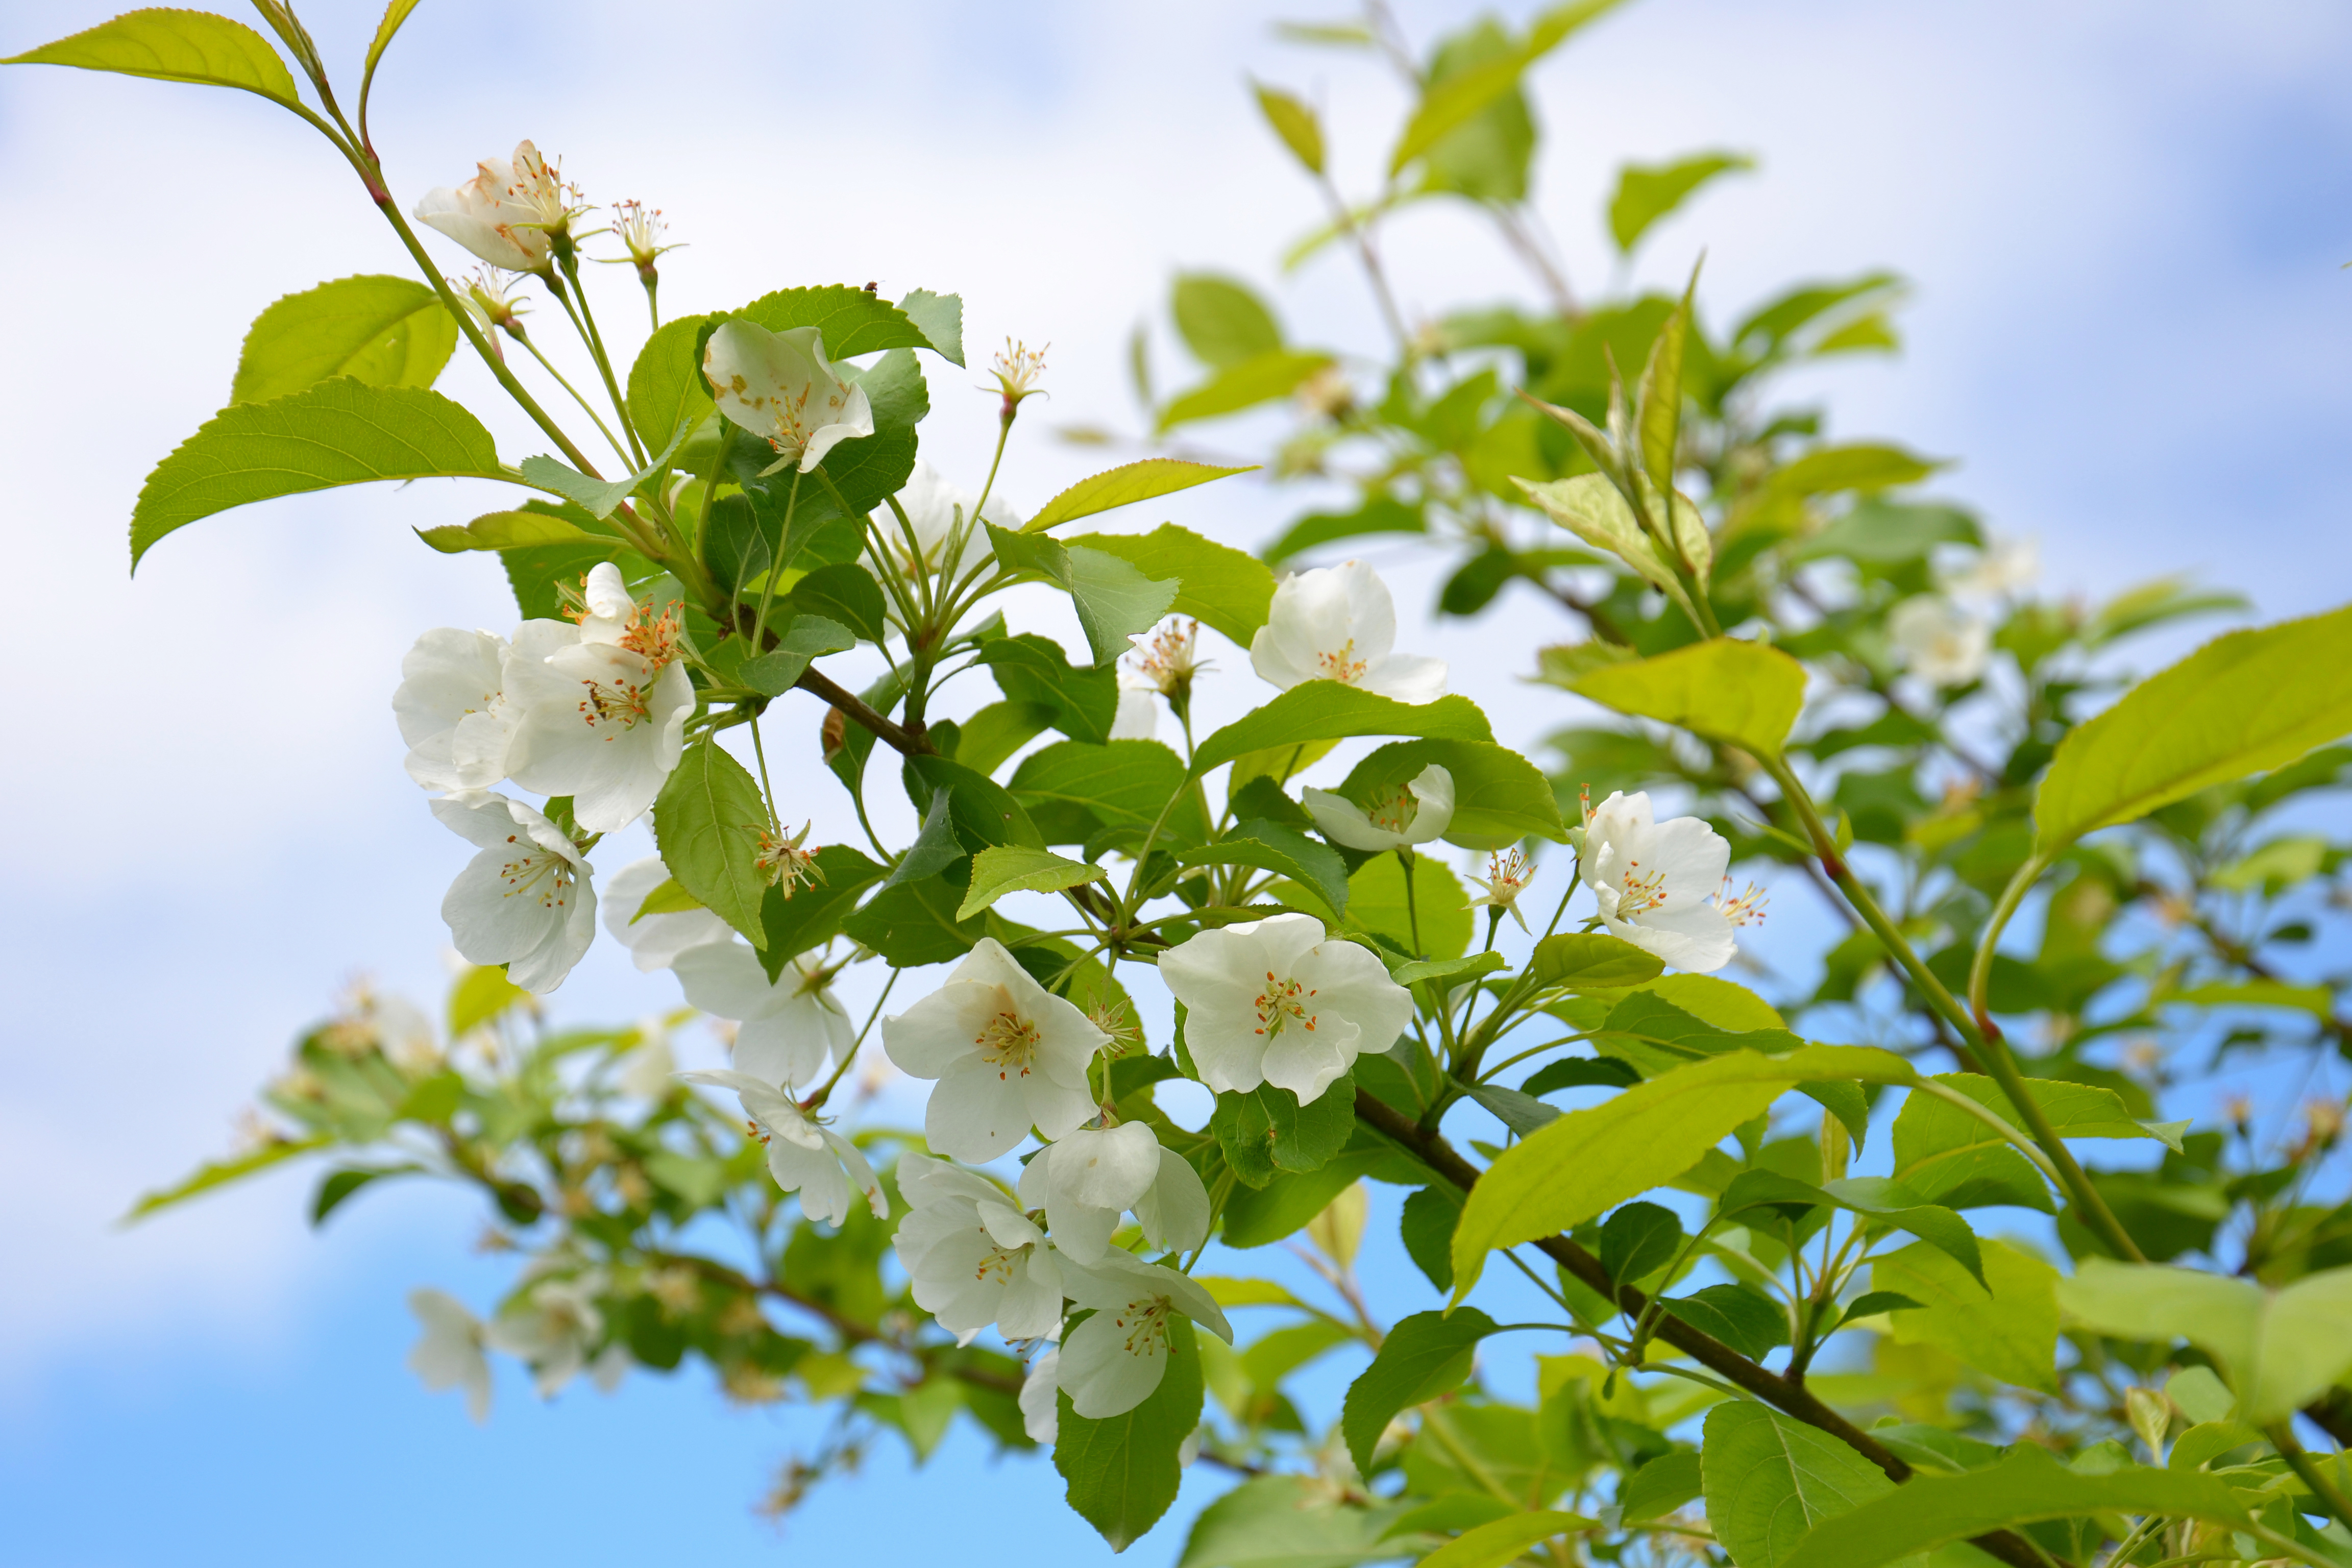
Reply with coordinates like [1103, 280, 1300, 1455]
[1017, 1122, 1210, 1264]
[1889, 595, 1991, 687]
[1020, 1348, 1061, 1443]
[703, 320, 874, 475]
[1941, 533, 2039, 599]
[1465, 848, 1535, 934]
[1304, 764, 1455, 851]
[881, 939, 1107, 1161]
[672, 941, 852, 1093]
[486, 1272, 622, 1399]
[1157, 913, 1413, 1103]
[601, 856, 733, 972]
[430, 792, 597, 994]
[406, 1287, 493, 1422]
[393, 622, 578, 794]
[1110, 685, 1159, 740]
[1579, 790, 1739, 973]
[414, 140, 575, 273]
[1057, 1249, 1233, 1418]
[892, 1153, 1065, 1344]
[507, 564, 694, 833]
[1249, 560, 1446, 702]
[678, 1068, 884, 1226]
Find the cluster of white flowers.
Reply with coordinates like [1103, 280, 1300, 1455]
[394, 561, 694, 994]
[406, 1268, 629, 1423]
[1888, 532, 2038, 688]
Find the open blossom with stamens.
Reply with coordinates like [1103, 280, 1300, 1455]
[754, 821, 825, 896]
[892, 1154, 1065, 1344]
[1057, 1249, 1233, 1418]
[508, 563, 694, 833]
[1714, 878, 1770, 930]
[393, 621, 575, 793]
[703, 320, 874, 475]
[1304, 764, 1455, 852]
[601, 856, 732, 972]
[454, 267, 528, 337]
[989, 338, 1048, 417]
[1126, 618, 1207, 702]
[1017, 1121, 1211, 1264]
[880, 939, 1106, 1161]
[606, 199, 673, 282]
[1158, 913, 1414, 1103]
[430, 792, 597, 994]
[1580, 790, 1738, 973]
[677, 1068, 884, 1226]
[1466, 848, 1536, 933]
[414, 140, 579, 273]
[671, 942, 853, 1093]
[1248, 560, 1447, 703]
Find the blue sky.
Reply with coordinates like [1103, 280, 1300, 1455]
[3, 0, 2350, 1562]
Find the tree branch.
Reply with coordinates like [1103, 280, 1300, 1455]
[1351, 1091, 2051, 1568]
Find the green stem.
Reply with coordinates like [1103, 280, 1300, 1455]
[555, 251, 645, 463]
[749, 469, 803, 654]
[514, 329, 632, 466]
[2269, 1423, 2352, 1534]
[1758, 755, 2145, 1263]
[1970, 856, 2047, 1043]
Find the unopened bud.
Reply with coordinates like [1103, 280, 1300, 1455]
[821, 707, 848, 761]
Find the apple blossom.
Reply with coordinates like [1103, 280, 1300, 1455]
[1304, 764, 1455, 852]
[891, 1153, 1065, 1344]
[1157, 913, 1413, 1103]
[393, 621, 575, 793]
[1888, 595, 1991, 687]
[1110, 685, 1159, 741]
[1017, 1122, 1210, 1263]
[1126, 618, 1207, 708]
[1465, 848, 1536, 933]
[507, 563, 694, 833]
[1248, 560, 1447, 702]
[430, 792, 597, 994]
[414, 140, 576, 273]
[1057, 1248, 1233, 1418]
[1941, 533, 2040, 599]
[487, 1271, 625, 1398]
[600, 856, 733, 972]
[868, 459, 1011, 578]
[1578, 790, 1739, 973]
[671, 941, 852, 1092]
[880, 939, 1107, 1161]
[678, 1069, 885, 1226]
[702, 320, 874, 475]
[407, 1287, 493, 1422]
[1020, 1348, 1061, 1443]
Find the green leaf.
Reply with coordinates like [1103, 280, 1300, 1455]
[415, 508, 599, 553]
[739, 615, 857, 698]
[1450, 1046, 1913, 1300]
[882, 790, 966, 892]
[230, 275, 456, 405]
[957, 847, 1107, 919]
[755, 845, 884, 982]
[1722, 1172, 1983, 1285]
[1394, 952, 1510, 989]
[5, 9, 301, 107]
[1513, 471, 1703, 606]
[1418, 1512, 1595, 1568]
[1768, 444, 1947, 504]
[1401, 1188, 1461, 1292]
[954, 701, 1052, 779]
[1891, 1073, 2166, 1212]
[628, 877, 703, 922]
[626, 315, 716, 465]
[362, 0, 422, 98]
[1012, 740, 1203, 844]
[1212, 1074, 1358, 1189]
[1570, 638, 1808, 760]
[1341, 1307, 1499, 1476]
[1529, 933, 1663, 989]
[651, 739, 771, 948]
[896, 287, 965, 366]
[977, 634, 1119, 744]
[447, 962, 530, 1036]
[2055, 1259, 2352, 1424]
[1173, 274, 1283, 367]
[1340, 854, 1472, 960]
[1056, 1316, 1203, 1550]
[1250, 82, 1325, 174]
[1179, 1475, 1412, 1568]
[840, 865, 986, 967]
[1387, 1, 1622, 176]
[1522, 1057, 1639, 1096]
[1335, 739, 1567, 847]
[1702, 1402, 1895, 1568]
[1460, 1083, 1558, 1137]
[1066, 523, 1279, 648]
[130, 378, 506, 568]
[1660, 1283, 1786, 1359]
[1192, 688, 1492, 780]
[1179, 820, 1351, 920]
[1598, 1200, 1683, 1285]
[1028, 459, 1260, 532]
[1778, 1443, 2252, 1568]
[780, 562, 889, 645]
[734, 284, 934, 359]
[1873, 1238, 2059, 1393]
[124, 1132, 330, 1221]
[1159, 350, 1335, 431]
[1222, 1150, 1387, 1249]
[908, 756, 1046, 851]
[312, 1164, 414, 1226]
[520, 417, 694, 519]
[987, 526, 1182, 667]
[1620, 1451, 1705, 1521]
[1609, 151, 1754, 254]
[2033, 603, 2352, 855]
